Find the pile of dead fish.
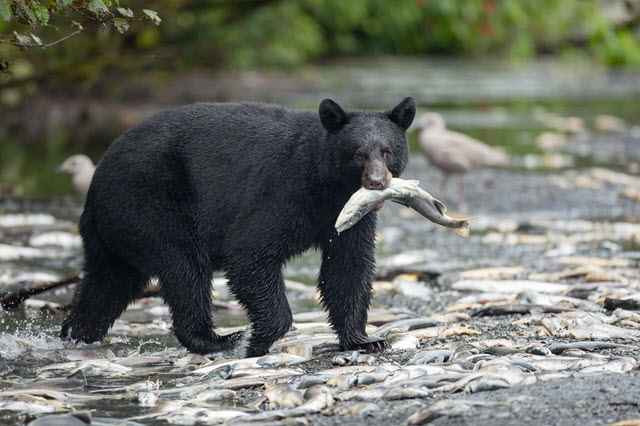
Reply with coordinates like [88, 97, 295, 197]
[2, 279, 638, 425]
[1, 204, 639, 424]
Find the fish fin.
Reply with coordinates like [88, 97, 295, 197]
[452, 221, 470, 237]
[433, 198, 447, 214]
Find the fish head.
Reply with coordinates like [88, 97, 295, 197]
[319, 97, 415, 193]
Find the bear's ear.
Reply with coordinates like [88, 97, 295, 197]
[387, 97, 416, 131]
[319, 99, 348, 133]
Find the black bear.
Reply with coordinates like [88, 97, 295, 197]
[61, 97, 416, 357]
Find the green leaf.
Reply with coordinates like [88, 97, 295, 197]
[143, 9, 161, 25]
[113, 17, 129, 33]
[17, 0, 38, 27]
[88, 0, 109, 17]
[116, 6, 133, 18]
[29, 1, 50, 25]
[55, 0, 71, 9]
[0, 0, 11, 22]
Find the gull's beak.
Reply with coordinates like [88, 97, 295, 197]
[54, 165, 64, 174]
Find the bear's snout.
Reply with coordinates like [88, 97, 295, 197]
[365, 178, 385, 190]
[362, 162, 392, 190]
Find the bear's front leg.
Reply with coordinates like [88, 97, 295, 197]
[318, 213, 389, 352]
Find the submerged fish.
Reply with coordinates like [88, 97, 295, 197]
[335, 178, 470, 236]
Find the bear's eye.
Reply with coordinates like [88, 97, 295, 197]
[383, 151, 392, 161]
[355, 153, 367, 163]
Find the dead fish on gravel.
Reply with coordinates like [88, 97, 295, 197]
[349, 370, 391, 387]
[231, 367, 305, 379]
[191, 358, 260, 375]
[133, 391, 157, 407]
[299, 385, 335, 411]
[38, 360, 131, 375]
[509, 354, 608, 372]
[387, 333, 420, 350]
[483, 346, 551, 357]
[409, 349, 454, 365]
[371, 317, 438, 337]
[547, 341, 637, 354]
[20, 369, 87, 391]
[257, 353, 308, 367]
[337, 386, 431, 402]
[173, 353, 209, 367]
[294, 374, 331, 389]
[0, 394, 70, 413]
[332, 351, 378, 366]
[333, 401, 380, 417]
[578, 357, 636, 374]
[230, 385, 334, 423]
[28, 411, 93, 426]
[129, 401, 250, 424]
[407, 399, 506, 424]
[284, 343, 314, 359]
[335, 178, 470, 236]
[383, 366, 454, 386]
[435, 370, 532, 393]
[264, 383, 304, 408]
[191, 389, 236, 403]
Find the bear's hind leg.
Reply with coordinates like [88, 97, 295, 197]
[61, 241, 149, 344]
[226, 263, 292, 357]
[158, 262, 240, 355]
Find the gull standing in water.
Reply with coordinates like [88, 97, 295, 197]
[54, 154, 95, 198]
[415, 112, 509, 202]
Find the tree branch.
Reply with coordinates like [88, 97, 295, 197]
[0, 28, 83, 48]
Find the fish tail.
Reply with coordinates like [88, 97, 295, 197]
[452, 221, 470, 237]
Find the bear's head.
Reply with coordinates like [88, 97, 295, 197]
[319, 97, 416, 192]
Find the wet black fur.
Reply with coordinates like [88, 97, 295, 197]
[61, 97, 416, 357]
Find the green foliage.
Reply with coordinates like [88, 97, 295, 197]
[142, 9, 160, 25]
[0, 0, 639, 86]
[0, 0, 159, 54]
[0, 1, 11, 22]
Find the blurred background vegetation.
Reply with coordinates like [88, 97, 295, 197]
[2, 0, 640, 83]
[1, 0, 640, 196]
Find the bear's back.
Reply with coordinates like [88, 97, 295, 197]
[85, 102, 330, 254]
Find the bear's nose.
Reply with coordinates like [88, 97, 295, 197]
[365, 179, 385, 190]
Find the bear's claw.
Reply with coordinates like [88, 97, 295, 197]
[349, 336, 390, 353]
